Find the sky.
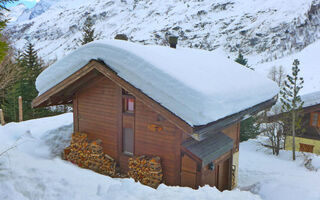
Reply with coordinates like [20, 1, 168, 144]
[7, 0, 39, 8]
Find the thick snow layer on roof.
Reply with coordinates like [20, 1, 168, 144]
[301, 91, 320, 108]
[36, 40, 279, 126]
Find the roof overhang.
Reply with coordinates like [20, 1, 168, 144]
[192, 95, 278, 141]
[268, 103, 320, 122]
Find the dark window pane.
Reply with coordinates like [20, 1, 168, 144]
[123, 128, 134, 154]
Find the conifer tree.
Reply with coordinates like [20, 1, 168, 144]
[280, 59, 304, 161]
[235, 52, 259, 141]
[235, 51, 254, 70]
[2, 43, 52, 122]
[80, 16, 96, 45]
[0, 0, 18, 62]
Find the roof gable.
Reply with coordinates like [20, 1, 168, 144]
[35, 40, 279, 127]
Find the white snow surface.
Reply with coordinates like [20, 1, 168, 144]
[0, 114, 261, 200]
[239, 137, 320, 200]
[301, 90, 320, 108]
[1, 114, 320, 200]
[254, 40, 320, 95]
[36, 40, 279, 126]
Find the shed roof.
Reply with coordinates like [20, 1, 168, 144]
[183, 131, 234, 166]
[35, 40, 279, 126]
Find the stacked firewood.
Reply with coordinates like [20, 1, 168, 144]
[63, 132, 116, 176]
[128, 155, 163, 188]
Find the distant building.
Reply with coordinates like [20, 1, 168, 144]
[33, 40, 278, 190]
[285, 91, 320, 154]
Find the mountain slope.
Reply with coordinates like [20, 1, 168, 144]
[6, 0, 320, 59]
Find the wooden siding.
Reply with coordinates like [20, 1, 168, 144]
[222, 123, 240, 152]
[200, 150, 232, 191]
[73, 75, 183, 186]
[134, 99, 182, 186]
[75, 77, 121, 161]
[180, 153, 198, 188]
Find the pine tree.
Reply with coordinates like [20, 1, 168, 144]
[240, 117, 260, 142]
[80, 16, 96, 45]
[280, 59, 304, 161]
[235, 51, 254, 70]
[235, 52, 260, 141]
[2, 43, 54, 122]
[0, 0, 18, 62]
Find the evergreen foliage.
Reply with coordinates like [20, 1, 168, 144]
[0, 0, 18, 62]
[1, 43, 60, 122]
[80, 16, 96, 45]
[235, 51, 254, 70]
[240, 117, 260, 142]
[235, 52, 260, 141]
[280, 59, 304, 160]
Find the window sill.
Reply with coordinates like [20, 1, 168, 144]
[123, 152, 134, 157]
[123, 112, 134, 116]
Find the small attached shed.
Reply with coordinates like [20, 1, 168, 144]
[33, 40, 278, 190]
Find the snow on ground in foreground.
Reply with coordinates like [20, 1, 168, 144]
[0, 114, 259, 200]
[239, 137, 320, 200]
[1, 114, 320, 200]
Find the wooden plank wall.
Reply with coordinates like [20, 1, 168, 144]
[134, 99, 182, 186]
[222, 123, 240, 152]
[75, 77, 121, 161]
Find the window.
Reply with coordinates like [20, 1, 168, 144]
[299, 143, 314, 153]
[310, 112, 320, 127]
[123, 128, 134, 155]
[122, 90, 135, 113]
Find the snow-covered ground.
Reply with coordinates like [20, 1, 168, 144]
[239, 138, 320, 200]
[0, 114, 320, 200]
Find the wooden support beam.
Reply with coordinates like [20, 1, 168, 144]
[19, 96, 23, 122]
[0, 109, 5, 126]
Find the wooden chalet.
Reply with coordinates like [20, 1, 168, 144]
[32, 39, 278, 190]
[284, 91, 320, 154]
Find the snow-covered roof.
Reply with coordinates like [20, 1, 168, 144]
[36, 40, 279, 126]
[301, 91, 320, 108]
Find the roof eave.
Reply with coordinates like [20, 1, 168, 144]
[192, 95, 278, 141]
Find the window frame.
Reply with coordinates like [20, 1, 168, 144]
[310, 112, 320, 127]
[122, 127, 134, 155]
[122, 94, 135, 114]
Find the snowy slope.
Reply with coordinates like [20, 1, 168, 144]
[6, 0, 320, 63]
[254, 40, 320, 94]
[4, 4, 27, 22]
[0, 114, 261, 200]
[1, 114, 320, 200]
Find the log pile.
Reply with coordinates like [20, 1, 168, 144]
[128, 155, 163, 188]
[63, 132, 116, 176]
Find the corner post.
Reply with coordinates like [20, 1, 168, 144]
[0, 109, 5, 126]
[19, 96, 23, 122]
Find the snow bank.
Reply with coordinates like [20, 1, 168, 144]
[0, 114, 261, 200]
[36, 40, 279, 126]
[239, 137, 320, 200]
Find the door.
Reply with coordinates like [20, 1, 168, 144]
[216, 158, 231, 191]
[181, 153, 197, 188]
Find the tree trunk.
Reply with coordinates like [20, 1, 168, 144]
[292, 111, 296, 161]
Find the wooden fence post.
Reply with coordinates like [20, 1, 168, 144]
[19, 96, 23, 122]
[0, 109, 5, 126]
